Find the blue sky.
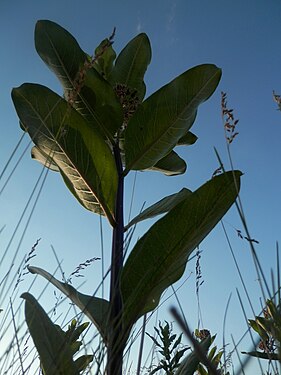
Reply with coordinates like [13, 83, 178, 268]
[1, 1, 281, 373]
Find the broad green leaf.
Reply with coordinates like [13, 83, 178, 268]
[35, 20, 84, 90]
[28, 266, 110, 345]
[21, 293, 79, 375]
[109, 33, 151, 101]
[94, 38, 116, 79]
[177, 131, 198, 146]
[175, 336, 212, 375]
[12, 83, 117, 225]
[124, 64, 221, 173]
[149, 150, 187, 176]
[35, 20, 122, 141]
[31, 146, 59, 171]
[125, 187, 191, 230]
[121, 171, 241, 330]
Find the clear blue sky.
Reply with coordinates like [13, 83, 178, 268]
[1, 1, 281, 373]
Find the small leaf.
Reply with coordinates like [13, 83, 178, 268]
[146, 332, 162, 348]
[64, 320, 89, 347]
[149, 150, 187, 176]
[175, 336, 212, 375]
[124, 64, 221, 173]
[121, 171, 241, 331]
[21, 293, 79, 375]
[74, 355, 94, 372]
[172, 347, 189, 365]
[177, 131, 198, 146]
[172, 333, 183, 351]
[94, 39, 116, 79]
[248, 319, 269, 341]
[213, 350, 223, 365]
[110, 33, 151, 101]
[125, 187, 191, 230]
[28, 266, 110, 345]
[208, 346, 217, 361]
[197, 363, 208, 375]
[266, 299, 281, 328]
[256, 316, 274, 335]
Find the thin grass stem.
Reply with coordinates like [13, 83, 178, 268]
[136, 314, 147, 375]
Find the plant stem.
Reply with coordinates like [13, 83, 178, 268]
[108, 143, 124, 375]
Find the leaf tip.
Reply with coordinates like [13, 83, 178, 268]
[20, 292, 33, 302]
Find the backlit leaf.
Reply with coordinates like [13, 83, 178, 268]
[94, 38, 116, 79]
[124, 64, 221, 173]
[121, 171, 241, 330]
[177, 131, 198, 146]
[31, 146, 59, 172]
[109, 33, 151, 101]
[12, 83, 117, 225]
[35, 20, 122, 141]
[21, 293, 79, 375]
[125, 187, 191, 230]
[149, 150, 187, 176]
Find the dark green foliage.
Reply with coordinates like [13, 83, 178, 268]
[174, 335, 212, 375]
[94, 38, 116, 80]
[109, 33, 151, 101]
[194, 330, 226, 375]
[21, 293, 93, 375]
[125, 187, 192, 230]
[244, 299, 281, 361]
[62, 319, 94, 373]
[147, 321, 189, 374]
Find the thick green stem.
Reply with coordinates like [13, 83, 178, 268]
[108, 144, 124, 375]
